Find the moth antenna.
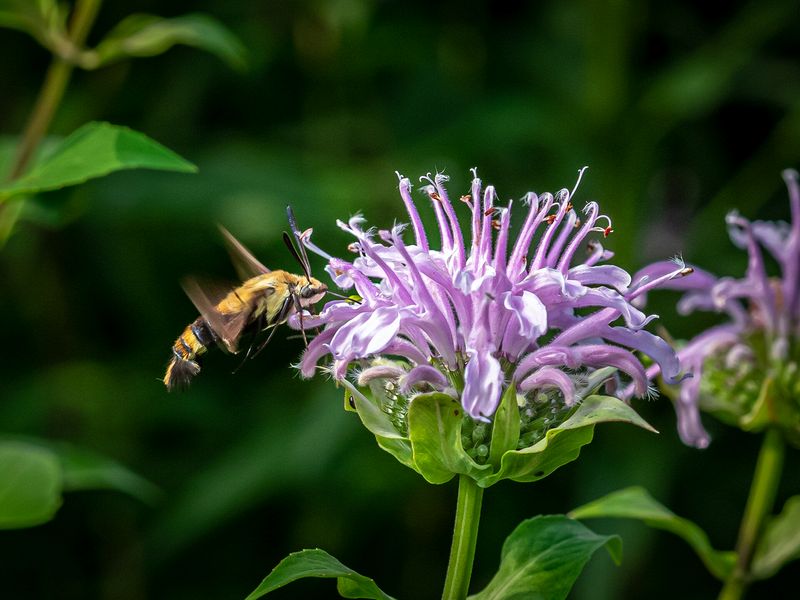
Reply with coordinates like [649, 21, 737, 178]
[286, 206, 313, 279]
[283, 232, 312, 280]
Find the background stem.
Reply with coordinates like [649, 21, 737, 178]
[1, 0, 102, 246]
[8, 0, 102, 181]
[442, 475, 484, 600]
[717, 427, 785, 600]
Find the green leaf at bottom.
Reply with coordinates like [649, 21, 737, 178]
[469, 515, 621, 600]
[0, 441, 62, 529]
[244, 548, 396, 600]
[752, 495, 800, 579]
[569, 486, 735, 580]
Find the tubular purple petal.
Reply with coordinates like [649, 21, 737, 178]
[358, 365, 406, 386]
[569, 264, 631, 293]
[508, 192, 542, 278]
[781, 169, 800, 316]
[397, 174, 429, 251]
[462, 345, 504, 418]
[546, 209, 578, 269]
[557, 201, 600, 273]
[677, 374, 711, 449]
[399, 364, 449, 393]
[518, 367, 577, 405]
[531, 189, 570, 270]
[330, 307, 402, 361]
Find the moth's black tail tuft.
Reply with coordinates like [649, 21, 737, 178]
[164, 357, 201, 391]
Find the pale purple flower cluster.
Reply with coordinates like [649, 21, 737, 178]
[295, 169, 690, 423]
[634, 170, 800, 448]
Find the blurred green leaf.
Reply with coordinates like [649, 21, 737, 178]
[569, 486, 736, 580]
[0, 440, 62, 529]
[478, 396, 657, 487]
[245, 548, 396, 600]
[89, 13, 247, 71]
[488, 383, 520, 469]
[147, 389, 357, 564]
[0, 0, 65, 46]
[55, 442, 161, 505]
[752, 495, 800, 579]
[469, 515, 621, 600]
[0, 122, 196, 201]
[639, 0, 797, 121]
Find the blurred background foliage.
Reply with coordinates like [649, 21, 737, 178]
[1, 0, 800, 598]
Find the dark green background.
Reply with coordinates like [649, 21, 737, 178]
[1, 1, 799, 598]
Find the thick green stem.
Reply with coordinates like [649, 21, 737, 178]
[442, 475, 484, 600]
[717, 427, 785, 600]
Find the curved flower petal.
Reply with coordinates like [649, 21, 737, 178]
[462, 348, 503, 419]
[568, 264, 631, 292]
[330, 306, 402, 360]
[503, 290, 548, 340]
[518, 367, 577, 405]
[399, 364, 449, 392]
[676, 372, 711, 449]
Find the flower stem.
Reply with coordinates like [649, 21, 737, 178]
[442, 475, 484, 600]
[1, 0, 103, 244]
[8, 0, 102, 180]
[717, 427, 785, 600]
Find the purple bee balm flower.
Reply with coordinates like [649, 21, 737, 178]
[293, 168, 690, 425]
[630, 170, 800, 449]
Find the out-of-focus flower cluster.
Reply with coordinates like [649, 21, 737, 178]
[636, 170, 800, 448]
[293, 169, 690, 451]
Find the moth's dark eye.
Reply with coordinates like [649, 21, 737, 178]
[301, 286, 316, 299]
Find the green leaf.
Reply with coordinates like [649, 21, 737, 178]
[0, 0, 65, 45]
[244, 548, 396, 600]
[488, 383, 520, 469]
[339, 380, 415, 470]
[407, 393, 491, 484]
[478, 395, 656, 486]
[0, 122, 196, 201]
[55, 443, 161, 505]
[90, 13, 247, 71]
[569, 486, 736, 580]
[752, 495, 800, 579]
[469, 515, 621, 600]
[0, 441, 62, 529]
[0, 435, 160, 511]
[340, 379, 403, 440]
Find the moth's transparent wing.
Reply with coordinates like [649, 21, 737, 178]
[180, 277, 258, 353]
[218, 225, 271, 280]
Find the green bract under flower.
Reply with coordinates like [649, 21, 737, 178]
[700, 332, 800, 444]
[344, 363, 656, 487]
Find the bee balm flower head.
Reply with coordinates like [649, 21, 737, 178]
[294, 169, 690, 448]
